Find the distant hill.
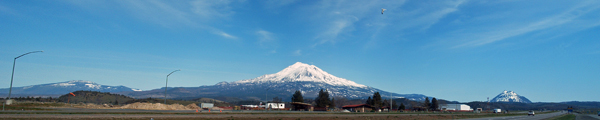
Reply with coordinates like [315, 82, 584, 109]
[58, 91, 135, 105]
[57, 91, 234, 107]
[0, 80, 141, 98]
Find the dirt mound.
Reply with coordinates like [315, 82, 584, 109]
[120, 102, 190, 110]
[186, 103, 200, 109]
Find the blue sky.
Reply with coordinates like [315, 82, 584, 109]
[1, 0, 599, 102]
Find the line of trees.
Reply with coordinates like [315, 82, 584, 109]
[421, 97, 439, 111]
[3, 96, 57, 102]
[291, 89, 335, 109]
[365, 92, 398, 110]
[363, 92, 439, 111]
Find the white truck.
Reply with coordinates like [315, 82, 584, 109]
[493, 109, 501, 113]
[201, 103, 214, 109]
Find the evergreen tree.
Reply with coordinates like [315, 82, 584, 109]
[330, 98, 335, 109]
[391, 100, 398, 109]
[372, 92, 382, 109]
[291, 90, 304, 102]
[366, 97, 373, 105]
[315, 89, 331, 108]
[399, 103, 406, 110]
[431, 98, 439, 111]
[423, 97, 430, 110]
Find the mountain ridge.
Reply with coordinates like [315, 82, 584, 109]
[0, 80, 140, 97]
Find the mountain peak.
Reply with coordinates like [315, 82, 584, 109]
[66, 80, 96, 84]
[232, 62, 367, 88]
[491, 90, 532, 103]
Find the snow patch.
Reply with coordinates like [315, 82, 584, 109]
[52, 83, 75, 87]
[85, 84, 102, 89]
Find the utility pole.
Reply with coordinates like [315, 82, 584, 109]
[3, 51, 43, 111]
[390, 93, 392, 112]
[164, 69, 180, 105]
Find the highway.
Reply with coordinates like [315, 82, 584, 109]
[576, 113, 600, 120]
[460, 111, 565, 120]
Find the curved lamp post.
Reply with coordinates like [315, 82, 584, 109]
[164, 69, 180, 104]
[3, 51, 43, 111]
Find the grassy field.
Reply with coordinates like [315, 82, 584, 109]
[546, 114, 576, 120]
[0, 102, 561, 120]
[1, 102, 63, 111]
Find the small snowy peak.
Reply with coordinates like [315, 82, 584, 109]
[85, 84, 102, 89]
[490, 90, 532, 103]
[52, 83, 76, 87]
[233, 62, 367, 88]
[132, 88, 142, 91]
[67, 80, 96, 84]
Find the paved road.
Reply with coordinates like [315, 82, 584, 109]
[460, 112, 565, 120]
[576, 113, 600, 120]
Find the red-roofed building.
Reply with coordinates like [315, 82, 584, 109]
[342, 104, 373, 112]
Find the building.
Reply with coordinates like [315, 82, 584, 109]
[266, 103, 285, 109]
[290, 102, 312, 111]
[342, 104, 373, 112]
[439, 104, 473, 111]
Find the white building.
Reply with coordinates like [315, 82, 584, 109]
[439, 104, 473, 111]
[266, 103, 285, 109]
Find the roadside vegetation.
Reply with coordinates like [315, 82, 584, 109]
[547, 114, 576, 120]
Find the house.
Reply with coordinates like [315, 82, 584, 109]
[342, 104, 373, 112]
[439, 104, 473, 111]
[266, 103, 285, 109]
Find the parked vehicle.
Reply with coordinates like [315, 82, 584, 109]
[493, 109, 501, 113]
[528, 110, 535, 116]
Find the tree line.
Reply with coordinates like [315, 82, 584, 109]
[291, 89, 335, 109]
[365, 92, 439, 111]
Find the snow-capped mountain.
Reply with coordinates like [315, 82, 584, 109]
[490, 90, 532, 103]
[232, 62, 367, 88]
[122, 62, 430, 101]
[0, 80, 141, 97]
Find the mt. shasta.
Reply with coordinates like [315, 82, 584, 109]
[122, 62, 430, 101]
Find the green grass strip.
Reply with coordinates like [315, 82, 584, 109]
[547, 114, 575, 120]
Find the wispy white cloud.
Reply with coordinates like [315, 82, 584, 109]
[190, 0, 234, 19]
[264, 0, 297, 8]
[452, 1, 600, 48]
[314, 19, 353, 46]
[216, 31, 238, 39]
[256, 30, 276, 47]
[67, 0, 239, 39]
[302, 0, 464, 48]
[293, 50, 302, 56]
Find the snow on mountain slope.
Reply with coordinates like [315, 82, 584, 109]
[490, 90, 532, 103]
[232, 62, 367, 88]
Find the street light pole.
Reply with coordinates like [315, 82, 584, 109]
[265, 88, 270, 111]
[164, 69, 180, 105]
[3, 51, 43, 111]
